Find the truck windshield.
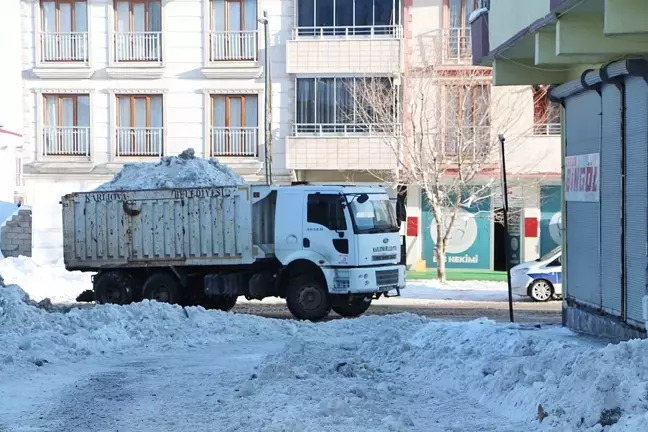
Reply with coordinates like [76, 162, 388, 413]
[346, 195, 399, 234]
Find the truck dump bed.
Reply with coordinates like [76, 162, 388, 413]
[61, 186, 254, 270]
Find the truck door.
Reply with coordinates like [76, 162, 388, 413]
[303, 193, 355, 266]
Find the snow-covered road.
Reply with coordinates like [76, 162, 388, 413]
[2, 282, 648, 431]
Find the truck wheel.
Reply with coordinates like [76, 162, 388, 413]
[332, 298, 372, 318]
[205, 295, 238, 312]
[94, 271, 134, 305]
[142, 273, 181, 304]
[286, 276, 331, 321]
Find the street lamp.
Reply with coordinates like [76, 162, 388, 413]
[258, 11, 272, 184]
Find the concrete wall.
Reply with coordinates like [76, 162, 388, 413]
[1, 208, 32, 258]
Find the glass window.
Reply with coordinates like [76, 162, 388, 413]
[307, 194, 347, 231]
[315, 0, 334, 28]
[347, 196, 398, 233]
[296, 0, 401, 31]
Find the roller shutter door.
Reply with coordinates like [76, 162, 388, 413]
[564, 90, 601, 307]
[623, 76, 648, 325]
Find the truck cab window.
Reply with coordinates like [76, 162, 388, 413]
[307, 194, 347, 231]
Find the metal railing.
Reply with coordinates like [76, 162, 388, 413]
[295, 25, 403, 39]
[210, 31, 258, 61]
[116, 127, 163, 156]
[40, 32, 89, 62]
[42, 126, 90, 156]
[210, 127, 258, 156]
[294, 123, 399, 136]
[532, 123, 561, 136]
[443, 27, 472, 63]
[114, 32, 162, 62]
[444, 126, 491, 159]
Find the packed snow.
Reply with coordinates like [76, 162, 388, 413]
[405, 280, 513, 302]
[0, 280, 646, 431]
[95, 148, 246, 191]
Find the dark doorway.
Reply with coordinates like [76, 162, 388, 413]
[494, 208, 507, 271]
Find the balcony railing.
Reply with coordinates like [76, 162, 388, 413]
[116, 127, 163, 157]
[114, 32, 162, 62]
[210, 127, 258, 157]
[40, 32, 89, 63]
[445, 126, 492, 159]
[294, 123, 399, 136]
[42, 126, 90, 156]
[533, 123, 561, 136]
[210, 31, 258, 62]
[294, 25, 403, 39]
[443, 27, 472, 63]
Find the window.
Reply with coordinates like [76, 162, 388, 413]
[445, 84, 491, 157]
[42, 94, 90, 156]
[116, 94, 163, 156]
[211, 94, 258, 156]
[307, 194, 347, 231]
[210, 0, 258, 61]
[533, 86, 561, 136]
[114, 0, 162, 62]
[40, 0, 88, 62]
[15, 156, 24, 188]
[295, 77, 397, 134]
[446, 0, 476, 61]
[296, 0, 401, 36]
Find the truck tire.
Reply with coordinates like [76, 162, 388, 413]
[94, 271, 134, 305]
[205, 295, 238, 312]
[332, 298, 372, 318]
[286, 276, 331, 321]
[142, 273, 181, 304]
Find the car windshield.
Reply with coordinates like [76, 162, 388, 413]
[537, 246, 561, 262]
[347, 195, 399, 234]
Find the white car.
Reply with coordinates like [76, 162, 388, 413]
[510, 247, 562, 302]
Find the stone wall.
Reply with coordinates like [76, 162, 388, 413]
[1, 208, 32, 258]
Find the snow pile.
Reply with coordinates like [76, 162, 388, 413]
[95, 148, 246, 191]
[0, 256, 91, 303]
[0, 284, 302, 372]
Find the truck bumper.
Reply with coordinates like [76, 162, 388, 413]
[324, 265, 406, 295]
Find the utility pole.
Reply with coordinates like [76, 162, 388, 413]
[258, 11, 272, 184]
[498, 134, 514, 323]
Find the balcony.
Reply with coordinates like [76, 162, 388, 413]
[286, 25, 403, 74]
[210, 127, 258, 157]
[287, 123, 399, 171]
[34, 32, 93, 79]
[116, 127, 163, 157]
[107, 32, 164, 79]
[202, 31, 262, 79]
[42, 127, 91, 157]
[442, 28, 472, 64]
[533, 123, 561, 136]
[444, 126, 492, 160]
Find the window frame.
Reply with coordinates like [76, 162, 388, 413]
[40, 0, 87, 33]
[113, 0, 161, 33]
[210, 94, 259, 156]
[42, 93, 91, 156]
[42, 93, 89, 128]
[294, 76, 397, 134]
[443, 83, 491, 157]
[115, 93, 163, 156]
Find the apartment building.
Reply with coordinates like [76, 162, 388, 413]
[20, 0, 559, 267]
[402, 0, 562, 272]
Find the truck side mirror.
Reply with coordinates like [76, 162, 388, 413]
[357, 193, 369, 204]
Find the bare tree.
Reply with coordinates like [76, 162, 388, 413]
[348, 60, 554, 281]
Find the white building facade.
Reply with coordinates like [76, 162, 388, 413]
[20, 0, 559, 267]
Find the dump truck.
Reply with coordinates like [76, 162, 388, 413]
[61, 184, 406, 320]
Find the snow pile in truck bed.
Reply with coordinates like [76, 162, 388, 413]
[94, 148, 246, 191]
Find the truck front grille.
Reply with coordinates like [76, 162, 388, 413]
[376, 269, 399, 286]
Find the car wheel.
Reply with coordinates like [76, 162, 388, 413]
[286, 276, 331, 321]
[332, 298, 372, 318]
[529, 279, 554, 302]
[142, 273, 182, 304]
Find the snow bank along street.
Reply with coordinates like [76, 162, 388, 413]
[0, 279, 646, 431]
